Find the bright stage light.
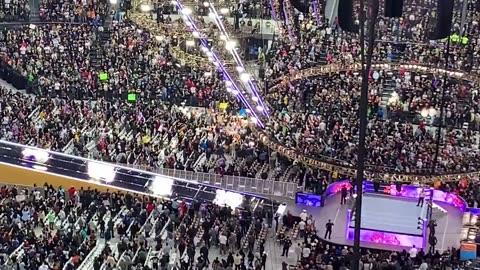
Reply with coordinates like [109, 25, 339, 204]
[140, 4, 152, 12]
[87, 161, 116, 183]
[186, 40, 195, 46]
[252, 96, 259, 102]
[192, 31, 200, 38]
[225, 40, 236, 51]
[208, 12, 216, 18]
[182, 7, 192, 15]
[236, 66, 244, 73]
[22, 148, 50, 164]
[240, 73, 250, 82]
[256, 105, 263, 112]
[232, 89, 239, 95]
[170, 0, 177, 4]
[220, 8, 229, 14]
[203, 1, 209, 6]
[220, 34, 227, 41]
[150, 176, 174, 196]
[214, 190, 244, 209]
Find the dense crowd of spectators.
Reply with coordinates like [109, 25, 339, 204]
[295, 230, 460, 270]
[0, 0, 30, 22]
[2, 0, 480, 189]
[0, 183, 136, 270]
[0, 2, 479, 270]
[38, 0, 109, 23]
[256, 0, 480, 175]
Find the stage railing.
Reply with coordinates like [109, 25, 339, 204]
[120, 163, 297, 198]
[0, 139, 297, 198]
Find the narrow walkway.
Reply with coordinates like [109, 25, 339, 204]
[29, 0, 41, 22]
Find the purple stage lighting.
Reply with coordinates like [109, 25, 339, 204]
[176, 2, 265, 128]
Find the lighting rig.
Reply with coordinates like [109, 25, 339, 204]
[172, 0, 269, 127]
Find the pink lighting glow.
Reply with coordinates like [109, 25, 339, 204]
[346, 227, 424, 248]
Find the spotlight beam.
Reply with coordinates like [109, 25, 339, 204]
[208, 2, 270, 117]
[176, 2, 265, 127]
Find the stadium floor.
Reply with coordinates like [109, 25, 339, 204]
[0, 161, 293, 270]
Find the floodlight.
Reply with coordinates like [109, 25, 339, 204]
[240, 73, 250, 82]
[182, 7, 192, 15]
[150, 176, 174, 196]
[140, 4, 152, 12]
[225, 40, 236, 51]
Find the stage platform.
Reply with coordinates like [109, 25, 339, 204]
[286, 193, 464, 252]
[354, 194, 427, 235]
[346, 193, 428, 248]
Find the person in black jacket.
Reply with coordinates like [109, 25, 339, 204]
[341, 185, 348, 205]
[281, 237, 292, 257]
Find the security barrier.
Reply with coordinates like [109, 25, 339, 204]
[0, 140, 298, 198]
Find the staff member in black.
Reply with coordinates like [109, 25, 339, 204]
[325, 219, 334, 239]
[281, 237, 292, 257]
[429, 235, 438, 253]
[341, 185, 348, 205]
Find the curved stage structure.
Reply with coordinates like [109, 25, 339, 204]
[294, 180, 471, 252]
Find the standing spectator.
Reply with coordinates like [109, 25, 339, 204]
[409, 245, 418, 258]
[281, 237, 292, 257]
[418, 188, 426, 207]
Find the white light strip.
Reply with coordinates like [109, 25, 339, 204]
[208, 2, 269, 117]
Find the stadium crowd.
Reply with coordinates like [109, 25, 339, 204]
[0, 183, 133, 270]
[0, 1, 476, 270]
[0, 181, 467, 270]
[290, 224, 462, 270]
[38, 0, 110, 23]
[258, 0, 480, 175]
[0, 0, 29, 22]
[1, 0, 480, 203]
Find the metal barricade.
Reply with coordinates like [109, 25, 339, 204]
[148, 166, 297, 197]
